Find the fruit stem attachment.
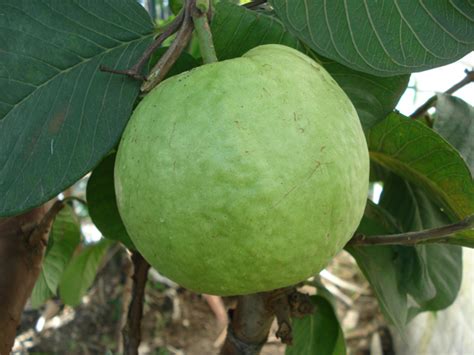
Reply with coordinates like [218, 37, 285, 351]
[191, 0, 218, 64]
[141, 0, 196, 93]
[410, 69, 474, 119]
[122, 251, 151, 355]
[100, 9, 185, 80]
[220, 293, 274, 355]
[349, 214, 474, 246]
[220, 288, 314, 354]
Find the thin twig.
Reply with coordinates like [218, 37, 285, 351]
[100, 10, 185, 80]
[122, 252, 151, 355]
[117, 250, 134, 354]
[410, 69, 474, 119]
[243, 0, 267, 9]
[62, 196, 87, 206]
[349, 214, 474, 246]
[141, 0, 195, 93]
[27, 200, 64, 249]
[192, 1, 218, 64]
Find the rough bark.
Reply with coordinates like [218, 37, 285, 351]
[0, 201, 57, 355]
[220, 293, 275, 355]
[220, 288, 314, 355]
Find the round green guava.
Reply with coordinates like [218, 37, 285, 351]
[115, 44, 369, 296]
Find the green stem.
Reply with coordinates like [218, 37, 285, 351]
[192, 1, 218, 64]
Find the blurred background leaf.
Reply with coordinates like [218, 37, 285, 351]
[31, 205, 81, 308]
[434, 94, 474, 175]
[59, 239, 112, 307]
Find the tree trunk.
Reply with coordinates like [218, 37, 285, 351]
[0, 201, 56, 355]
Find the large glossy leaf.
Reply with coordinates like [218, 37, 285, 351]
[270, 0, 474, 76]
[367, 113, 474, 246]
[0, 1, 155, 216]
[211, 2, 409, 131]
[87, 153, 135, 250]
[286, 295, 346, 355]
[434, 94, 474, 174]
[31, 205, 81, 308]
[59, 239, 112, 306]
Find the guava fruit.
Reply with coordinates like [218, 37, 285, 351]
[115, 44, 369, 296]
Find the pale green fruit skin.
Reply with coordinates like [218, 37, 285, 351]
[115, 44, 369, 296]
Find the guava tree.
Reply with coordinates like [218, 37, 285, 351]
[1, 1, 473, 354]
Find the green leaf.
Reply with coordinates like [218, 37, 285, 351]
[170, 0, 184, 15]
[379, 174, 462, 316]
[347, 243, 408, 331]
[212, 2, 305, 59]
[30, 272, 53, 310]
[367, 113, 474, 247]
[379, 174, 451, 233]
[59, 239, 112, 307]
[0, 0, 155, 216]
[349, 174, 464, 330]
[270, 0, 474, 76]
[318, 59, 409, 131]
[31, 205, 81, 308]
[286, 295, 346, 355]
[87, 153, 135, 250]
[434, 94, 474, 174]
[211, 2, 409, 131]
[359, 199, 401, 234]
[347, 202, 408, 331]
